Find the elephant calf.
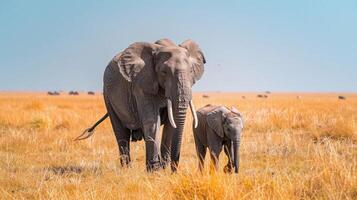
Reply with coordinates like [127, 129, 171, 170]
[193, 104, 244, 173]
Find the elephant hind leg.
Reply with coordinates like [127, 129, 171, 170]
[209, 145, 222, 172]
[105, 98, 131, 167]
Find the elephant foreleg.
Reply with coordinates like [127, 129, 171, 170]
[142, 117, 161, 171]
[223, 142, 234, 173]
[160, 120, 174, 168]
[135, 92, 162, 171]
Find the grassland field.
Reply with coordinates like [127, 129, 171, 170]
[0, 92, 356, 199]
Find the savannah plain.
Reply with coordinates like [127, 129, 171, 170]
[0, 92, 356, 199]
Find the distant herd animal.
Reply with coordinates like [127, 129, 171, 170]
[257, 94, 268, 98]
[69, 91, 79, 95]
[47, 91, 60, 96]
[71, 38, 348, 174]
[47, 91, 96, 96]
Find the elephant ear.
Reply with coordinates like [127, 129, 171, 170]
[231, 107, 244, 129]
[231, 107, 242, 117]
[179, 39, 206, 83]
[206, 107, 225, 138]
[115, 42, 160, 94]
[155, 38, 176, 47]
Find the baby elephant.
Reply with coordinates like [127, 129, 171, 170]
[193, 104, 244, 173]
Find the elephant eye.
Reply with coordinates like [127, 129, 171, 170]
[160, 70, 167, 76]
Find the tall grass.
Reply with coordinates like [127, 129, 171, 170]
[0, 92, 356, 199]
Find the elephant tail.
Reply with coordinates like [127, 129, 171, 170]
[74, 113, 109, 141]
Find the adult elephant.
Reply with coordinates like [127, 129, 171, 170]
[76, 39, 206, 172]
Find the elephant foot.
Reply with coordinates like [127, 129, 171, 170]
[170, 161, 179, 173]
[146, 160, 162, 172]
[161, 161, 170, 170]
[223, 164, 233, 174]
[131, 129, 144, 142]
[160, 155, 171, 169]
[120, 155, 131, 167]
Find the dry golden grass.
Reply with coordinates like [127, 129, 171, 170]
[1, 92, 357, 199]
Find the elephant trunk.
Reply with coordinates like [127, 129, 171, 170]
[233, 139, 240, 173]
[170, 77, 191, 171]
[167, 99, 198, 129]
[170, 101, 188, 172]
[167, 70, 195, 171]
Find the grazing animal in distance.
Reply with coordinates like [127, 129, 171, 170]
[338, 96, 346, 100]
[257, 94, 268, 98]
[69, 91, 79, 95]
[202, 94, 210, 98]
[88, 91, 95, 95]
[193, 104, 244, 173]
[47, 91, 60, 96]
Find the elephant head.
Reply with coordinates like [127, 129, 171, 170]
[206, 107, 244, 173]
[115, 39, 205, 169]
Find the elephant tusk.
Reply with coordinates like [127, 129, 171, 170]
[167, 99, 177, 128]
[189, 100, 198, 128]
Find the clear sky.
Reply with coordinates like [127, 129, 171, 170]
[0, 0, 356, 92]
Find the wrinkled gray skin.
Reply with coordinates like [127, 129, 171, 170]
[103, 39, 205, 172]
[193, 104, 243, 173]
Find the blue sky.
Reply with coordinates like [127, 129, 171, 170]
[0, 0, 356, 92]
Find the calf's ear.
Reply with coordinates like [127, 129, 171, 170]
[206, 108, 225, 138]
